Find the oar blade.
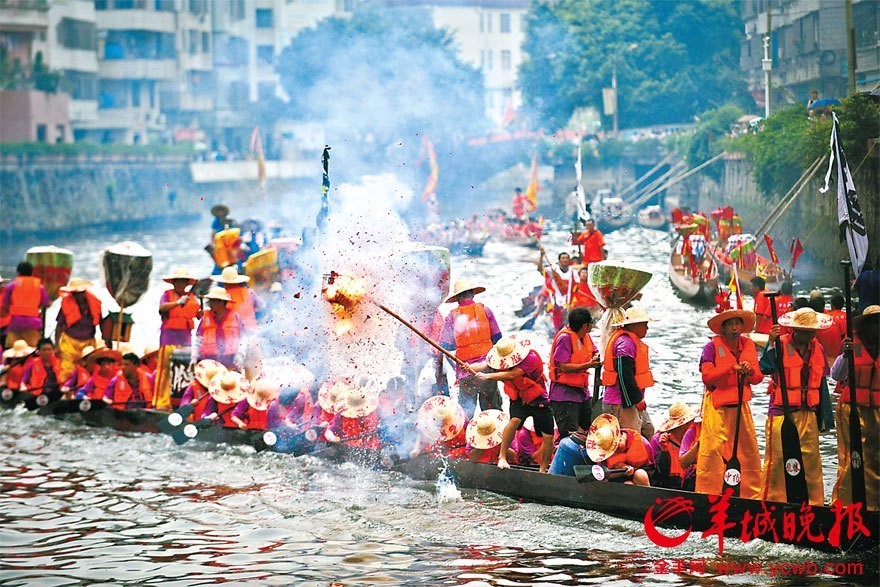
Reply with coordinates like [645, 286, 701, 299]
[780, 415, 809, 504]
[722, 457, 742, 498]
[160, 403, 196, 433]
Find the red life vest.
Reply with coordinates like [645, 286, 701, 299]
[216, 401, 237, 427]
[110, 371, 154, 410]
[186, 381, 212, 420]
[768, 335, 824, 408]
[450, 303, 493, 362]
[200, 310, 240, 357]
[9, 276, 43, 317]
[340, 413, 380, 449]
[69, 365, 92, 390]
[502, 350, 548, 404]
[471, 444, 501, 464]
[705, 335, 758, 407]
[839, 336, 880, 407]
[605, 429, 652, 469]
[601, 330, 655, 390]
[4, 362, 25, 390]
[753, 290, 772, 334]
[227, 286, 258, 331]
[23, 356, 61, 394]
[60, 291, 102, 327]
[162, 290, 200, 331]
[549, 327, 595, 388]
[244, 405, 268, 430]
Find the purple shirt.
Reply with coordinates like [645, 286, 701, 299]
[514, 350, 549, 403]
[680, 426, 697, 479]
[231, 398, 250, 419]
[439, 299, 502, 379]
[602, 334, 638, 406]
[159, 290, 195, 347]
[2, 282, 50, 331]
[512, 427, 540, 461]
[104, 374, 145, 403]
[548, 333, 592, 402]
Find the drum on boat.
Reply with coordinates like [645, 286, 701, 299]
[244, 248, 279, 289]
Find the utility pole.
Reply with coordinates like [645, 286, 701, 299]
[763, 2, 772, 118]
[845, 0, 857, 94]
[612, 62, 618, 138]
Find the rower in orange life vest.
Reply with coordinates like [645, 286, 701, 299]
[55, 277, 102, 382]
[75, 349, 121, 400]
[104, 353, 153, 410]
[601, 307, 656, 435]
[650, 402, 698, 490]
[570, 267, 598, 310]
[60, 344, 96, 399]
[549, 307, 600, 441]
[571, 218, 607, 266]
[1, 340, 35, 393]
[2, 262, 50, 349]
[20, 338, 62, 397]
[695, 308, 764, 499]
[586, 413, 653, 486]
[472, 335, 555, 472]
[231, 377, 279, 431]
[211, 267, 263, 377]
[540, 251, 579, 332]
[759, 308, 831, 506]
[749, 276, 773, 335]
[831, 305, 880, 510]
[179, 360, 227, 422]
[191, 287, 247, 369]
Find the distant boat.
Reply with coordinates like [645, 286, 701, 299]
[636, 205, 668, 230]
[447, 236, 490, 257]
[591, 189, 631, 233]
[708, 234, 787, 291]
[668, 235, 718, 306]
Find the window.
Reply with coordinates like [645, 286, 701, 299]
[228, 81, 248, 108]
[257, 45, 274, 65]
[500, 13, 510, 33]
[343, 0, 356, 12]
[61, 70, 98, 100]
[256, 8, 273, 28]
[486, 13, 492, 33]
[155, 0, 174, 11]
[189, 0, 207, 14]
[501, 50, 511, 70]
[189, 30, 199, 55]
[229, 0, 245, 20]
[36, 124, 47, 142]
[56, 125, 65, 143]
[57, 18, 97, 51]
[258, 82, 275, 101]
[132, 81, 141, 107]
[202, 32, 210, 53]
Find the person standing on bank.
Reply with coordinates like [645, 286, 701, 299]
[55, 278, 102, 382]
[439, 279, 503, 415]
[601, 307, 656, 434]
[549, 307, 600, 441]
[695, 308, 764, 499]
[1, 262, 50, 349]
[759, 308, 831, 506]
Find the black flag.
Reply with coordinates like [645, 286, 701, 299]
[316, 145, 331, 229]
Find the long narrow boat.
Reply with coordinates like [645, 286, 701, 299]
[8, 403, 879, 555]
[592, 191, 632, 234]
[668, 236, 718, 306]
[636, 205, 669, 231]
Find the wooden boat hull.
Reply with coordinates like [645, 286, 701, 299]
[668, 252, 718, 306]
[708, 243, 786, 291]
[595, 214, 631, 235]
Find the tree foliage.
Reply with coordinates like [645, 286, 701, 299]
[519, 0, 752, 131]
[274, 7, 486, 152]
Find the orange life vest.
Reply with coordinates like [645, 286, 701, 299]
[9, 276, 42, 317]
[502, 350, 547, 404]
[549, 327, 595, 388]
[60, 291, 102, 327]
[187, 381, 212, 421]
[69, 365, 92, 390]
[243, 405, 268, 430]
[85, 372, 112, 401]
[706, 335, 758, 407]
[839, 336, 880, 407]
[4, 362, 25, 390]
[753, 290, 772, 334]
[110, 371, 154, 410]
[216, 400, 237, 427]
[213, 228, 241, 268]
[665, 442, 684, 478]
[23, 356, 61, 394]
[601, 330, 655, 390]
[162, 290, 200, 330]
[605, 429, 652, 469]
[200, 310, 240, 357]
[227, 286, 258, 330]
[450, 303, 493, 362]
[340, 413, 380, 449]
[768, 334, 824, 408]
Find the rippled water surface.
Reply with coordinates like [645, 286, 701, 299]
[2, 219, 876, 586]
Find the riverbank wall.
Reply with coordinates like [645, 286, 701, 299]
[700, 152, 880, 285]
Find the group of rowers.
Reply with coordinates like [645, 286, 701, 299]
[1, 246, 877, 512]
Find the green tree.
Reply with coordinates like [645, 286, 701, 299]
[519, 0, 751, 131]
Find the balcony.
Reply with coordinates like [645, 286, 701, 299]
[0, 0, 49, 32]
[100, 59, 176, 80]
[97, 8, 175, 33]
[79, 106, 163, 130]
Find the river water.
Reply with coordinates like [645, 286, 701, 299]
[1, 216, 876, 586]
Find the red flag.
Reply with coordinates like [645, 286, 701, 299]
[524, 154, 539, 213]
[789, 237, 804, 270]
[763, 234, 779, 264]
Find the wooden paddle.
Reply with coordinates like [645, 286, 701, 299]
[374, 303, 474, 373]
[766, 291, 809, 504]
[590, 364, 603, 422]
[722, 373, 745, 497]
[841, 260, 867, 506]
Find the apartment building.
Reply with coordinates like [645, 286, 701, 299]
[741, 0, 879, 109]
[376, 0, 530, 125]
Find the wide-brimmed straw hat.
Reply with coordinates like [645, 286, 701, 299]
[3, 340, 35, 359]
[613, 306, 655, 328]
[141, 344, 160, 360]
[465, 409, 509, 450]
[417, 396, 467, 442]
[208, 370, 250, 404]
[337, 386, 380, 418]
[445, 279, 486, 304]
[707, 309, 756, 335]
[77, 345, 96, 363]
[317, 380, 354, 414]
[855, 305, 880, 327]
[269, 282, 283, 293]
[163, 268, 197, 284]
[211, 204, 230, 217]
[247, 377, 281, 411]
[585, 413, 622, 463]
[60, 277, 92, 293]
[211, 266, 250, 285]
[203, 286, 232, 302]
[194, 359, 227, 387]
[779, 307, 833, 331]
[658, 401, 698, 433]
[86, 346, 122, 364]
[485, 334, 533, 370]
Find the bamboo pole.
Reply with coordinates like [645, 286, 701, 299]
[628, 152, 726, 211]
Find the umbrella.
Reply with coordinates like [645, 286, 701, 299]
[808, 98, 840, 109]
